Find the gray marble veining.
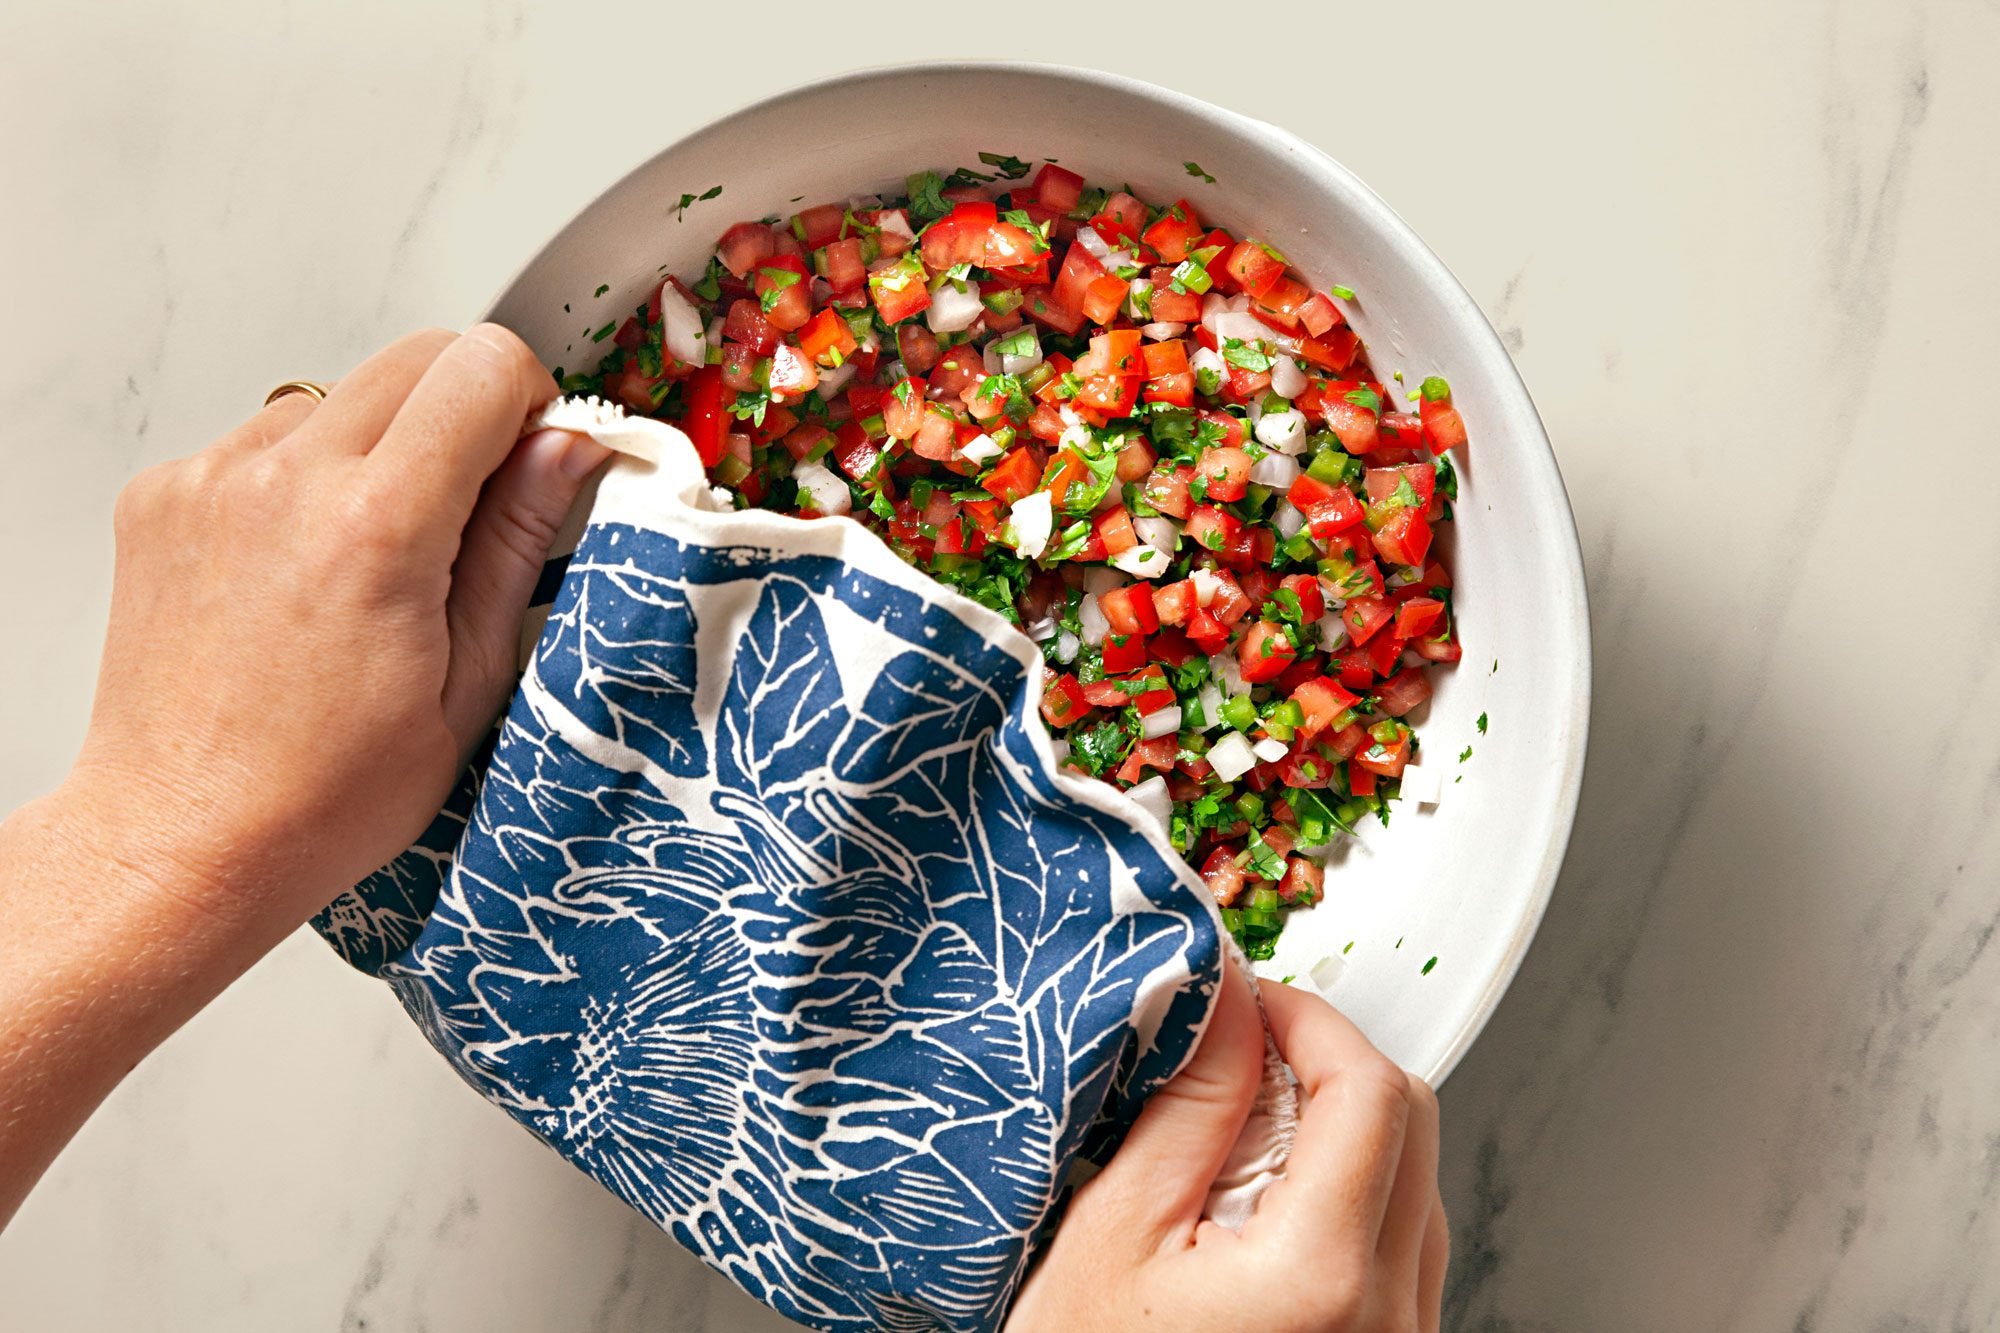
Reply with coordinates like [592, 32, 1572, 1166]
[4, 1, 1997, 1329]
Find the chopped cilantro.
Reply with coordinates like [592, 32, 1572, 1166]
[1459, 746, 1473, 763]
[906, 170, 952, 222]
[757, 266, 802, 313]
[1222, 338, 1274, 373]
[594, 283, 610, 298]
[978, 151, 1033, 179]
[1070, 716, 1136, 776]
[590, 320, 617, 343]
[1184, 161, 1217, 184]
[1476, 712, 1488, 734]
[672, 184, 723, 221]
[1422, 956, 1438, 976]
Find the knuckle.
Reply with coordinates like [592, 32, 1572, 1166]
[1350, 1056, 1414, 1121]
[462, 322, 542, 383]
[487, 495, 564, 567]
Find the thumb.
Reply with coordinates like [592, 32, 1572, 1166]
[1079, 949, 1266, 1247]
[441, 428, 611, 754]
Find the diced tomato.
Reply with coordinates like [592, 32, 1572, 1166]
[1343, 595, 1394, 645]
[1195, 447, 1253, 502]
[1052, 242, 1108, 318]
[716, 221, 778, 278]
[1101, 632, 1149, 674]
[1148, 629, 1198, 666]
[1325, 396, 1381, 455]
[1142, 206, 1205, 263]
[822, 237, 868, 292]
[1348, 763, 1377, 797]
[1252, 276, 1311, 330]
[1152, 580, 1195, 627]
[1238, 621, 1298, 683]
[896, 322, 941, 375]
[1141, 464, 1194, 519]
[1299, 292, 1343, 337]
[1114, 436, 1157, 484]
[1410, 628, 1464, 664]
[1419, 384, 1469, 453]
[1094, 506, 1138, 556]
[1353, 732, 1410, 778]
[1395, 597, 1445, 640]
[1201, 845, 1248, 907]
[1299, 327, 1360, 373]
[1374, 667, 1434, 717]
[1372, 509, 1433, 568]
[982, 447, 1042, 503]
[1358, 628, 1404, 679]
[1222, 241, 1285, 299]
[1278, 572, 1325, 622]
[1291, 676, 1360, 738]
[1116, 734, 1179, 785]
[767, 345, 819, 399]
[1184, 504, 1241, 556]
[1186, 605, 1231, 654]
[1148, 270, 1203, 322]
[1023, 285, 1085, 335]
[831, 421, 880, 479]
[1100, 584, 1160, 636]
[1207, 570, 1252, 625]
[679, 364, 726, 467]
[753, 254, 812, 332]
[1041, 672, 1091, 728]
[882, 378, 928, 439]
[869, 257, 933, 324]
[1032, 163, 1085, 212]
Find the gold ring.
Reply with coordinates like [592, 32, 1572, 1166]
[264, 379, 330, 406]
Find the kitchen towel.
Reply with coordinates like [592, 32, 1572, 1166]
[311, 404, 1254, 1333]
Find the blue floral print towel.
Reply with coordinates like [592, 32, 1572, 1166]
[312, 413, 1225, 1333]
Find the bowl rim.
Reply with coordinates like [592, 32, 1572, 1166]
[482, 58, 1592, 1087]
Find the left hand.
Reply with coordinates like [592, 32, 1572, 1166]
[66, 324, 607, 939]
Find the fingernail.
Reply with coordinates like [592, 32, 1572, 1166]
[523, 428, 613, 481]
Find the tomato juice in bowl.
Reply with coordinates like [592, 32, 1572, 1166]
[486, 63, 1589, 1084]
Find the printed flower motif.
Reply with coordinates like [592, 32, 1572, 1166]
[323, 521, 1219, 1333]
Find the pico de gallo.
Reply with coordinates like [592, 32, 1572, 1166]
[555, 159, 1470, 960]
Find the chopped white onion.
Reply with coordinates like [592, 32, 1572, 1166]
[1189, 345, 1226, 383]
[1132, 515, 1179, 558]
[659, 281, 710, 369]
[1252, 736, 1291, 763]
[1211, 651, 1246, 696]
[1386, 563, 1428, 587]
[1207, 732, 1258, 783]
[1196, 683, 1225, 732]
[815, 360, 859, 398]
[1207, 310, 1272, 344]
[1141, 704, 1183, 740]
[999, 330, 1043, 376]
[1055, 629, 1080, 663]
[1269, 355, 1308, 399]
[845, 193, 884, 211]
[1124, 279, 1153, 321]
[1008, 490, 1053, 559]
[1307, 953, 1345, 994]
[958, 432, 1004, 464]
[1024, 616, 1058, 642]
[1190, 567, 1221, 607]
[1078, 591, 1110, 644]
[876, 210, 916, 244]
[1316, 612, 1348, 651]
[792, 459, 851, 516]
[1272, 499, 1306, 540]
[1256, 408, 1308, 453]
[1252, 453, 1303, 490]
[1200, 292, 1232, 326]
[1141, 321, 1188, 341]
[1084, 567, 1128, 597]
[1050, 735, 1071, 762]
[1125, 774, 1173, 836]
[1400, 763, 1443, 806]
[926, 281, 984, 333]
[1110, 544, 1171, 579]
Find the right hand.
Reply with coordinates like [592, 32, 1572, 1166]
[1007, 959, 1448, 1331]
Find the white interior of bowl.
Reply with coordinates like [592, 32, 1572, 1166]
[485, 62, 1590, 1084]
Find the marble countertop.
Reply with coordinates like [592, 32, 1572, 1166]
[4, 3, 1996, 1329]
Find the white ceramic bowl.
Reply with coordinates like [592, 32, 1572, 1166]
[485, 62, 1589, 1085]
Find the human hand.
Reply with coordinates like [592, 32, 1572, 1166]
[64, 325, 606, 942]
[1007, 960, 1447, 1332]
